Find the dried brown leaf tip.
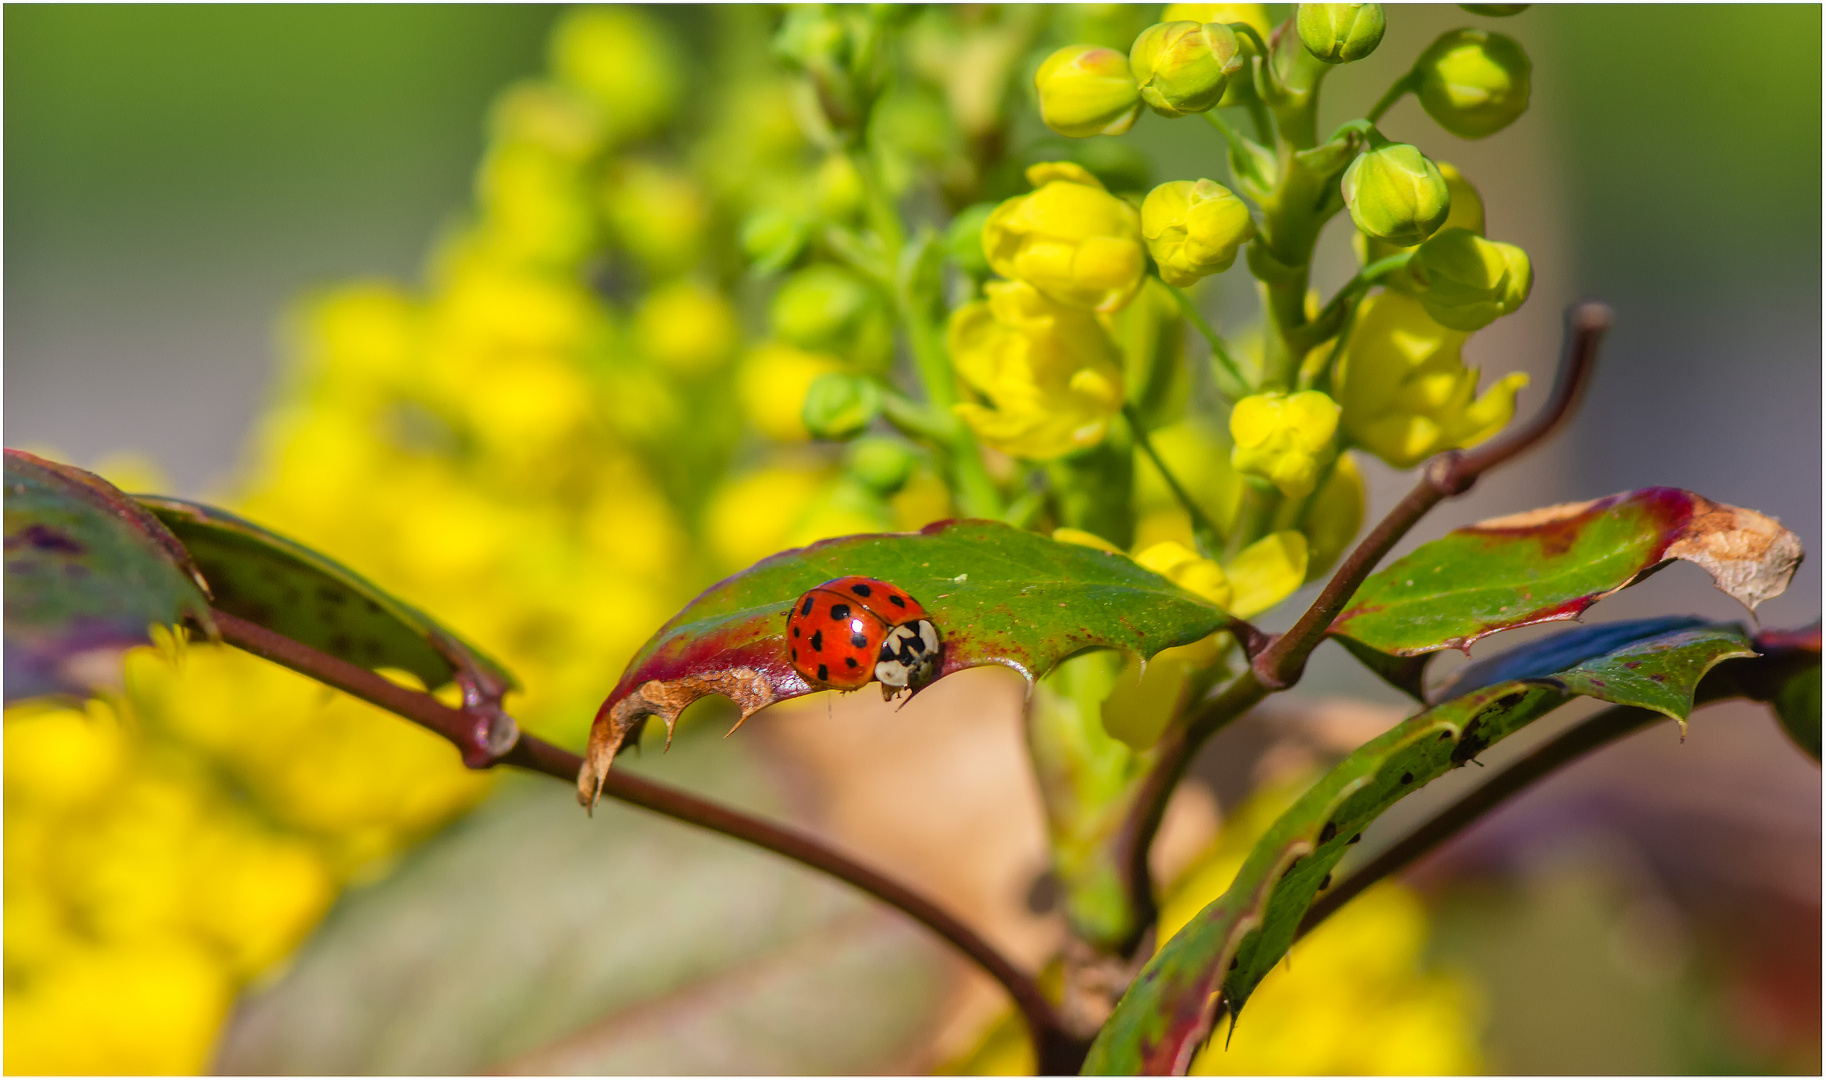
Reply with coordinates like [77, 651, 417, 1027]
[1663, 495, 1802, 612]
[576, 668, 779, 809]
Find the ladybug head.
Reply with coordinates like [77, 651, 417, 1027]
[873, 618, 940, 695]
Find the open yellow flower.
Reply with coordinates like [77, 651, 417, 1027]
[1334, 291, 1529, 469]
[948, 279, 1125, 460]
[983, 162, 1146, 313]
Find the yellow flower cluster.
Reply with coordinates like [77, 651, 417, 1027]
[5, 9, 915, 1071]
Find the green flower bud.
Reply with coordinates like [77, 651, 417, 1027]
[1130, 21, 1244, 118]
[1415, 29, 1531, 139]
[769, 265, 893, 369]
[801, 372, 881, 441]
[1342, 143, 1450, 247]
[845, 436, 920, 496]
[945, 202, 997, 278]
[1297, 4, 1386, 65]
[1035, 45, 1142, 138]
[1410, 227, 1532, 330]
[1141, 179, 1255, 287]
[741, 207, 810, 277]
[1357, 160, 1484, 268]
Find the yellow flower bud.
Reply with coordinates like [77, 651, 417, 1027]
[948, 279, 1126, 460]
[1334, 291, 1530, 468]
[1131, 21, 1244, 118]
[1410, 227, 1532, 331]
[737, 342, 844, 442]
[814, 152, 865, 220]
[1229, 391, 1340, 498]
[1136, 540, 1235, 610]
[1142, 179, 1255, 287]
[983, 162, 1146, 312]
[1297, 4, 1386, 64]
[1342, 144, 1450, 247]
[1034, 45, 1142, 138]
[1415, 28, 1532, 139]
[634, 279, 737, 376]
[1225, 531, 1308, 617]
[1303, 451, 1365, 581]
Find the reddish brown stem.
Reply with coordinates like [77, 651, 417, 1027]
[1253, 300, 1612, 689]
[208, 609, 1080, 1070]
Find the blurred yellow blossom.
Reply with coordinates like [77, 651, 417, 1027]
[1135, 540, 1234, 609]
[602, 159, 711, 274]
[949, 279, 1126, 460]
[1302, 451, 1366, 582]
[635, 278, 739, 376]
[1224, 530, 1308, 617]
[738, 342, 846, 442]
[1334, 290, 1529, 469]
[983, 162, 1146, 312]
[549, 6, 681, 142]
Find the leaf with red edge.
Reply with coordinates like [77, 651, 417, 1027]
[1331, 487, 1802, 658]
[1085, 620, 1754, 1075]
[4, 449, 214, 701]
[579, 520, 1242, 806]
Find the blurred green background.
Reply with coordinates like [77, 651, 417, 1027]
[7, 4, 1820, 1073]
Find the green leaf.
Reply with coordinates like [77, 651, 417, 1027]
[1084, 621, 1752, 1075]
[4, 449, 213, 702]
[135, 497, 515, 701]
[1331, 488, 1802, 657]
[215, 744, 953, 1073]
[580, 520, 1237, 804]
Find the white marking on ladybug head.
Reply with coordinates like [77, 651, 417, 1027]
[874, 619, 940, 690]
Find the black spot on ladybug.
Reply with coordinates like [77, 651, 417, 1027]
[809, 630, 823, 651]
[817, 663, 829, 681]
[851, 631, 868, 648]
[1319, 822, 1336, 843]
[830, 603, 851, 620]
[791, 626, 800, 638]
[888, 594, 906, 608]
[1400, 771, 1414, 784]
[845, 657, 859, 669]
[791, 648, 798, 661]
[851, 582, 872, 597]
[800, 597, 814, 616]
[1318, 873, 1332, 890]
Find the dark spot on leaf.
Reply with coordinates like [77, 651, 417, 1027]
[810, 630, 823, 652]
[1623, 661, 1642, 669]
[1400, 771, 1414, 784]
[889, 594, 906, 608]
[1649, 673, 1666, 682]
[817, 663, 828, 681]
[1228, 957, 1238, 971]
[845, 657, 859, 669]
[851, 631, 868, 648]
[1319, 822, 1336, 843]
[1452, 716, 1489, 766]
[1281, 857, 1300, 880]
[851, 582, 872, 597]
[1349, 832, 1361, 844]
[830, 603, 851, 620]
[318, 586, 345, 604]
[1318, 873, 1332, 890]
[800, 597, 813, 616]
[1438, 730, 1452, 741]
[1589, 677, 1607, 687]
[15, 524, 84, 555]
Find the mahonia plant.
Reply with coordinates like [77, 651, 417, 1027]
[4, 5, 1817, 1077]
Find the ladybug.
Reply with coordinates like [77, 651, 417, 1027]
[785, 575, 942, 699]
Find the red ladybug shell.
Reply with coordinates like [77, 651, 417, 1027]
[785, 576, 941, 696]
